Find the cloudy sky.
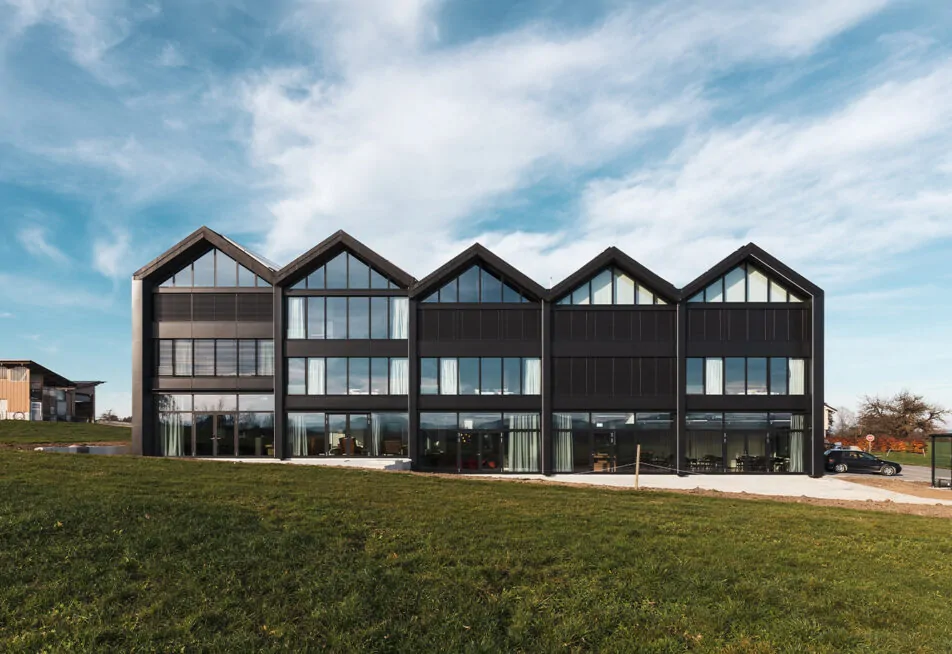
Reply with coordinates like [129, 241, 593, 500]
[1, 0, 951, 418]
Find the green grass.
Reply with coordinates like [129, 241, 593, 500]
[875, 441, 952, 470]
[1, 453, 952, 652]
[0, 421, 130, 445]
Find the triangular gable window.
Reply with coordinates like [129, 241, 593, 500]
[422, 265, 527, 303]
[290, 251, 398, 290]
[687, 263, 803, 303]
[159, 248, 269, 288]
[556, 267, 666, 306]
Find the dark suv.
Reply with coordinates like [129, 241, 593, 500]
[824, 449, 902, 476]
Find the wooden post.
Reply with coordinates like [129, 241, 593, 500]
[634, 443, 641, 490]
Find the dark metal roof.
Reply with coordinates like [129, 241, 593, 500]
[548, 246, 681, 303]
[408, 243, 547, 301]
[132, 226, 278, 283]
[0, 360, 75, 388]
[274, 230, 416, 289]
[680, 242, 823, 300]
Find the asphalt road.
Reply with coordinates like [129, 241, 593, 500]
[839, 464, 933, 483]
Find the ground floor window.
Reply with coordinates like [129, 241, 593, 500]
[287, 412, 409, 457]
[155, 393, 275, 457]
[419, 413, 541, 473]
[686, 412, 808, 473]
[552, 412, 675, 474]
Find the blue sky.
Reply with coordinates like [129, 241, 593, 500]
[1, 0, 951, 419]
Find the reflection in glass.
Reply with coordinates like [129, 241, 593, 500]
[326, 357, 347, 395]
[770, 357, 788, 394]
[348, 297, 370, 339]
[747, 358, 767, 395]
[288, 358, 306, 394]
[459, 358, 479, 394]
[307, 297, 325, 339]
[215, 251, 237, 286]
[370, 297, 388, 339]
[421, 358, 439, 395]
[458, 266, 479, 302]
[326, 298, 347, 339]
[503, 358, 521, 395]
[480, 268, 502, 302]
[192, 251, 215, 286]
[370, 357, 389, 395]
[238, 412, 275, 456]
[348, 255, 369, 288]
[725, 358, 745, 395]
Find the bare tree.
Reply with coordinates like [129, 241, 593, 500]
[831, 407, 859, 438]
[857, 391, 949, 441]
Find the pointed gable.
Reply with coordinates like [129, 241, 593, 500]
[681, 243, 822, 304]
[549, 247, 679, 305]
[275, 231, 416, 290]
[133, 226, 277, 286]
[409, 244, 546, 303]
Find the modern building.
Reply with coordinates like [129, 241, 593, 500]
[0, 360, 104, 422]
[132, 227, 824, 475]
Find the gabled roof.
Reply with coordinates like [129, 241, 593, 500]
[680, 243, 823, 300]
[409, 243, 547, 301]
[133, 226, 278, 283]
[549, 247, 680, 303]
[275, 230, 416, 289]
[0, 360, 75, 387]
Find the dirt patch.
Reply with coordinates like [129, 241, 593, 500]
[0, 442, 129, 451]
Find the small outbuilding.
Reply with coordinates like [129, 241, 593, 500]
[931, 433, 952, 488]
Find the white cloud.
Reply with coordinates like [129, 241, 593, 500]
[92, 229, 131, 279]
[243, 0, 891, 272]
[157, 42, 185, 68]
[0, 312, 13, 318]
[0, 273, 113, 310]
[16, 224, 69, 263]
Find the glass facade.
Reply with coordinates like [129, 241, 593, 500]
[685, 412, 809, 473]
[557, 267, 667, 305]
[688, 357, 806, 396]
[155, 393, 275, 457]
[552, 412, 675, 474]
[157, 340, 274, 377]
[287, 357, 408, 395]
[419, 413, 541, 473]
[687, 262, 802, 303]
[287, 296, 409, 340]
[421, 265, 527, 303]
[287, 412, 409, 457]
[419, 357, 541, 395]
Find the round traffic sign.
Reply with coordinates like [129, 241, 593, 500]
[865, 434, 875, 442]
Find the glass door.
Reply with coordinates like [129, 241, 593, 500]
[459, 431, 479, 470]
[480, 432, 503, 471]
[194, 413, 235, 457]
[592, 431, 616, 472]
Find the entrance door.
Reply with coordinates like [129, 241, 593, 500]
[194, 413, 236, 457]
[592, 431, 616, 472]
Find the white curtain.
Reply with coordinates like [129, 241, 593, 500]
[307, 358, 326, 395]
[288, 413, 308, 457]
[440, 358, 458, 395]
[705, 358, 723, 395]
[390, 358, 409, 395]
[390, 298, 409, 339]
[507, 414, 540, 472]
[523, 358, 541, 395]
[554, 432, 573, 473]
[789, 359, 805, 395]
[789, 414, 806, 473]
[162, 414, 184, 456]
[287, 297, 306, 339]
[369, 414, 382, 457]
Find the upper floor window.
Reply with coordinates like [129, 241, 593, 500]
[688, 263, 803, 303]
[291, 252, 398, 290]
[686, 357, 806, 396]
[157, 339, 274, 377]
[556, 268, 667, 306]
[420, 357, 541, 395]
[422, 265, 527, 303]
[159, 249, 271, 289]
[287, 296, 408, 339]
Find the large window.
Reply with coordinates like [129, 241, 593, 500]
[419, 357, 541, 395]
[688, 263, 803, 303]
[556, 267, 667, 306]
[287, 357, 408, 395]
[158, 248, 271, 288]
[422, 265, 527, 303]
[287, 412, 408, 457]
[155, 393, 274, 458]
[687, 357, 806, 395]
[685, 412, 808, 473]
[290, 252, 398, 290]
[419, 412, 541, 472]
[552, 412, 675, 474]
[286, 296, 409, 340]
[157, 339, 273, 377]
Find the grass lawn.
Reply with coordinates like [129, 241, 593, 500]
[2, 452, 952, 652]
[0, 421, 130, 445]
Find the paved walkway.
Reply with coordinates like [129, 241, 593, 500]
[489, 473, 952, 505]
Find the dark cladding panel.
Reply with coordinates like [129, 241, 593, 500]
[640, 312, 658, 342]
[594, 358, 613, 396]
[687, 310, 705, 341]
[703, 309, 721, 342]
[788, 308, 805, 342]
[480, 310, 500, 340]
[554, 358, 571, 395]
[748, 309, 767, 342]
[656, 311, 675, 343]
[459, 309, 481, 339]
[237, 294, 273, 322]
[192, 294, 216, 321]
[612, 312, 631, 341]
[594, 312, 613, 341]
[571, 312, 587, 341]
[641, 357, 658, 395]
[523, 310, 540, 340]
[420, 310, 440, 340]
[155, 294, 191, 321]
[658, 358, 674, 395]
[613, 357, 631, 396]
[570, 358, 587, 396]
[726, 309, 747, 342]
[505, 310, 525, 339]
[438, 310, 456, 340]
[553, 311, 571, 340]
[215, 294, 237, 321]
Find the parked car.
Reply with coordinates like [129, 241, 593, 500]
[824, 449, 902, 476]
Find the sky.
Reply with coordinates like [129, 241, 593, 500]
[1, 0, 951, 419]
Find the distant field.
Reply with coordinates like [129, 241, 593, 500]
[876, 442, 952, 469]
[2, 451, 952, 652]
[0, 421, 130, 445]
